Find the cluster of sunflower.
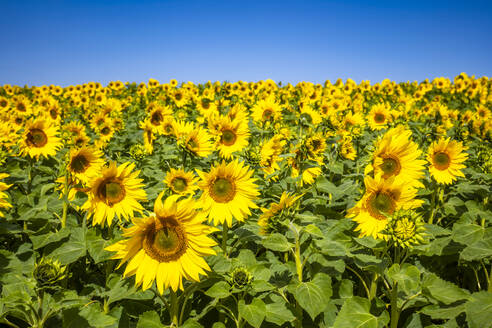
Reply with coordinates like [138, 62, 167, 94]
[347, 125, 469, 247]
[0, 73, 489, 299]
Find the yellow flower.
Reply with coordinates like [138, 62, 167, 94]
[82, 162, 147, 227]
[0, 173, 12, 218]
[19, 119, 62, 160]
[347, 175, 423, 239]
[197, 160, 259, 226]
[366, 126, 426, 188]
[258, 192, 302, 235]
[164, 168, 199, 196]
[105, 194, 217, 293]
[427, 138, 468, 184]
[215, 117, 250, 159]
[368, 103, 392, 130]
[251, 97, 282, 125]
[67, 146, 105, 184]
[174, 121, 213, 158]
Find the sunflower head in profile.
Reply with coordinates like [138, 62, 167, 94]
[368, 103, 392, 130]
[0, 173, 12, 218]
[164, 168, 199, 196]
[258, 192, 303, 235]
[82, 162, 147, 227]
[105, 194, 217, 293]
[427, 138, 468, 184]
[197, 160, 259, 227]
[67, 146, 105, 184]
[19, 119, 62, 160]
[367, 126, 426, 188]
[174, 121, 213, 158]
[347, 175, 423, 239]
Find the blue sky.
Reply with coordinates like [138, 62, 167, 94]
[1, 0, 491, 86]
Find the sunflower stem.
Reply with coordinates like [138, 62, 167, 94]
[390, 282, 400, 328]
[222, 223, 229, 256]
[169, 289, 179, 327]
[181, 150, 187, 169]
[61, 170, 69, 229]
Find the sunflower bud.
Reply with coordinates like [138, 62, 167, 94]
[33, 258, 67, 288]
[229, 267, 253, 290]
[383, 210, 427, 248]
[129, 143, 147, 161]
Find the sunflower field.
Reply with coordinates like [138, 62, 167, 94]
[0, 74, 491, 328]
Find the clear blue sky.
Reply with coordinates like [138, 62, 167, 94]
[1, 0, 491, 86]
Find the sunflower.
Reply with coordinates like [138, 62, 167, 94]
[427, 138, 468, 184]
[347, 175, 423, 239]
[0, 173, 12, 218]
[215, 117, 250, 159]
[197, 160, 259, 226]
[258, 192, 303, 235]
[19, 119, 62, 160]
[13, 96, 32, 116]
[147, 104, 173, 133]
[368, 103, 392, 130]
[67, 146, 105, 184]
[366, 126, 426, 188]
[105, 194, 217, 293]
[82, 162, 147, 227]
[251, 97, 282, 125]
[174, 121, 213, 158]
[164, 168, 199, 196]
[98, 123, 115, 143]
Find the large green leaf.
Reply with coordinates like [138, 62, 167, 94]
[265, 299, 295, 325]
[333, 296, 389, 328]
[238, 298, 266, 328]
[205, 281, 231, 299]
[422, 273, 470, 305]
[294, 273, 332, 321]
[48, 227, 86, 265]
[30, 227, 71, 250]
[465, 291, 492, 328]
[460, 236, 492, 261]
[386, 263, 421, 295]
[262, 233, 293, 252]
[136, 311, 163, 328]
[451, 223, 484, 245]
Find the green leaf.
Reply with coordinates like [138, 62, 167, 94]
[451, 223, 484, 245]
[422, 273, 470, 305]
[79, 303, 117, 328]
[86, 228, 114, 264]
[238, 298, 266, 328]
[386, 264, 420, 295]
[262, 233, 292, 252]
[265, 301, 295, 325]
[294, 274, 332, 321]
[420, 303, 466, 320]
[333, 296, 389, 328]
[460, 236, 492, 261]
[48, 227, 86, 265]
[137, 311, 162, 328]
[304, 224, 324, 238]
[465, 291, 492, 328]
[30, 227, 71, 250]
[205, 281, 230, 299]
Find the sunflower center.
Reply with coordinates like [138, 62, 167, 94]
[50, 109, 58, 119]
[26, 128, 48, 148]
[210, 177, 236, 203]
[187, 137, 198, 152]
[16, 103, 26, 112]
[175, 93, 183, 100]
[367, 192, 395, 220]
[172, 177, 187, 192]
[221, 129, 237, 146]
[151, 112, 163, 125]
[380, 156, 401, 178]
[0, 100, 7, 107]
[70, 154, 90, 173]
[374, 113, 385, 123]
[101, 127, 110, 135]
[262, 109, 273, 120]
[433, 152, 450, 170]
[97, 179, 126, 205]
[143, 219, 187, 262]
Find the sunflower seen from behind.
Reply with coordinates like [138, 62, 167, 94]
[19, 118, 62, 160]
[197, 160, 259, 227]
[427, 138, 468, 184]
[82, 162, 147, 227]
[105, 194, 217, 293]
[258, 192, 303, 235]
